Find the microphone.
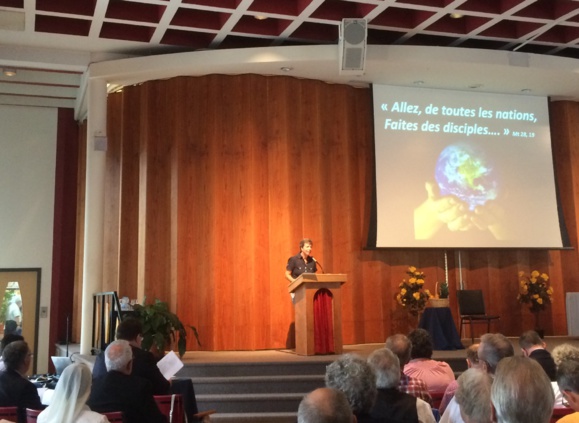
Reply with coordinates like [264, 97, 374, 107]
[312, 257, 324, 274]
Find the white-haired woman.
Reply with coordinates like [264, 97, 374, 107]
[38, 363, 110, 423]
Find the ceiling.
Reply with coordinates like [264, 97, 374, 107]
[0, 0, 579, 112]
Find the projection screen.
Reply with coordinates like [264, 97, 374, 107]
[372, 84, 565, 249]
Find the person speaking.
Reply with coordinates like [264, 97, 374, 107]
[285, 238, 317, 284]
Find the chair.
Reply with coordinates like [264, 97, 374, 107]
[430, 391, 444, 410]
[457, 290, 500, 343]
[102, 411, 124, 422]
[25, 408, 41, 423]
[551, 406, 574, 423]
[0, 406, 18, 421]
[154, 394, 216, 423]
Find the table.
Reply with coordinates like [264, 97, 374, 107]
[419, 307, 463, 350]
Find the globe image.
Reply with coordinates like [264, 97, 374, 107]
[434, 144, 498, 211]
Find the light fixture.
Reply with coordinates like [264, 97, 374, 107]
[521, 88, 532, 93]
[254, 15, 268, 20]
[413, 80, 424, 85]
[2, 68, 16, 77]
[280, 66, 293, 72]
[449, 13, 463, 19]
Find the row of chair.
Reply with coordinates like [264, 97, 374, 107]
[0, 393, 214, 423]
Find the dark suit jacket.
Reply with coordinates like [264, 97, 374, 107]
[530, 348, 557, 381]
[370, 387, 419, 423]
[0, 369, 43, 423]
[88, 370, 167, 423]
[92, 345, 171, 394]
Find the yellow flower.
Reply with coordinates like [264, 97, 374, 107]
[547, 287, 553, 295]
[530, 277, 537, 284]
[425, 289, 432, 298]
[408, 266, 416, 273]
[531, 270, 540, 278]
[399, 282, 404, 288]
[537, 298, 543, 304]
[401, 289, 407, 296]
[519, 281, 526, 287]
[409, 277, 417, 284]
[413, 292, 421, 300]
[533, 294, 539, 299]
[541, 273, 549, 281]
[518, 271, 525, 277]
[417, 279, 425, 285]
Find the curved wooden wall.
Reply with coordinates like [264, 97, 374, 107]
[99, 75, 579, 351]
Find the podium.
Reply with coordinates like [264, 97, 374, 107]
[288, 273, 347, 356]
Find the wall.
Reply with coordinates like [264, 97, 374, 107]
[98, 75, 579, 351]
[0, 105, 57, 372]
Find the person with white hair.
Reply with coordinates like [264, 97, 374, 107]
[491, 356, 554, 423]
[454, 368, 492, 423]
[87, 340, 166, 423]
[38, 363, 109, 423]
[367, 348, 436, 423]
[6, 295, 22, 331]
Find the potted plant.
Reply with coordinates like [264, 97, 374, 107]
[130, 298, 201, 358]
[396, 266, 432, 316]
[517, 270, 553, 336]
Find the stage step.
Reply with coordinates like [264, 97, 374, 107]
[192, 375, 324, 395]
[210, 412, 296, 423]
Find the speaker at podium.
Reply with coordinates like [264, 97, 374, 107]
[339, 18, 367, 75]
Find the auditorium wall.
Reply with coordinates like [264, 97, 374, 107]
[93, 74, 579, 351]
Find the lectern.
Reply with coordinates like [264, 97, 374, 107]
[288, 273, 347, 356]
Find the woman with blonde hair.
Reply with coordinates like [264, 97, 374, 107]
[38, 363, 110, 423]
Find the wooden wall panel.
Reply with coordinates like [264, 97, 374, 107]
[99, 77, 579, 352]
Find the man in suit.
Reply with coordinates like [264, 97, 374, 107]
[92, 317, 171, 394]
[519, 330, 557, 381]
[88, 340, 167, 423]
[0, 340, 43, 423]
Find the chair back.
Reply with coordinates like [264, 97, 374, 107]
[0, 406, 18, 420]
[457, 290, 486, 315]
[154, 394, 185, 423]
[25, 408, 41, 423]
[102, 411, 124, 422]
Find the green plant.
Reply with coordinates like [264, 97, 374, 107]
[130, 298, 200, 357]
[396, 266, 432, 316]
[439, 281, 449, 299]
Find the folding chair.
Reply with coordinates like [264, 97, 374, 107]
[457, 290, 500, 343]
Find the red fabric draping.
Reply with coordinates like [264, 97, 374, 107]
[314, 289, 334, 354]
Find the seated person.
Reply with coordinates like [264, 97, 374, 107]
[519, 330, 556, 381]
[0, 340, 43, 423]
[367, 348, 436, 423]
[92, 317, 170, 395]
[552, 343, 579, 407]
[556, 358, 579, 422]
[491, 356, 553, 423]
[404, 329, 455, 394]
[88, 340, 167, 423]
[0, 333, 24, 372]
[440, 343, 480, 414]
[325, 354, 379, 423]
[453, 368, 492, 423]
[297, 387, 355, 423]
[385, 334, 432, 405]
[38, 363, 109, 423]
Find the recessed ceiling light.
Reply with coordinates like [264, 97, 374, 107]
[254, 15, 268, 20]
[413, 80, 424, 85]
[3, 68, 16, 77]
[449, 13, 463, 19]
[280, 67, 293, 72]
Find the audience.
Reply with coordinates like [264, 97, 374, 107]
[404, 329, 455, 394]
[519, 330, 557, 381]
[440, 333, 514, 423]
[367, 347, 435, 423]
[92, 317, 170, 394]
[491, 356, 554, 423]
[88, 340, 167, 423]
[385, 334, 432, 405]
[556, 358, 579, 422]
[439, 343, 480, 415]
[38, 363, 109, 423]
[297, 387, 355, 423]
[453, 368, 492, 423]
[325, 354, 378, 422]
[0, 340, 43, 423]
[552, 343, 579, 407]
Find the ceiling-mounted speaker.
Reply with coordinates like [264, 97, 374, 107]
[339, 18, 367, 75]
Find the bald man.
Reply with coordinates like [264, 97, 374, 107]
[298, 387, 356, 423]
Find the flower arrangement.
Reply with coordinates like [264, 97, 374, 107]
[396, 266, 432, 316]
[517, 270, 553, 313]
